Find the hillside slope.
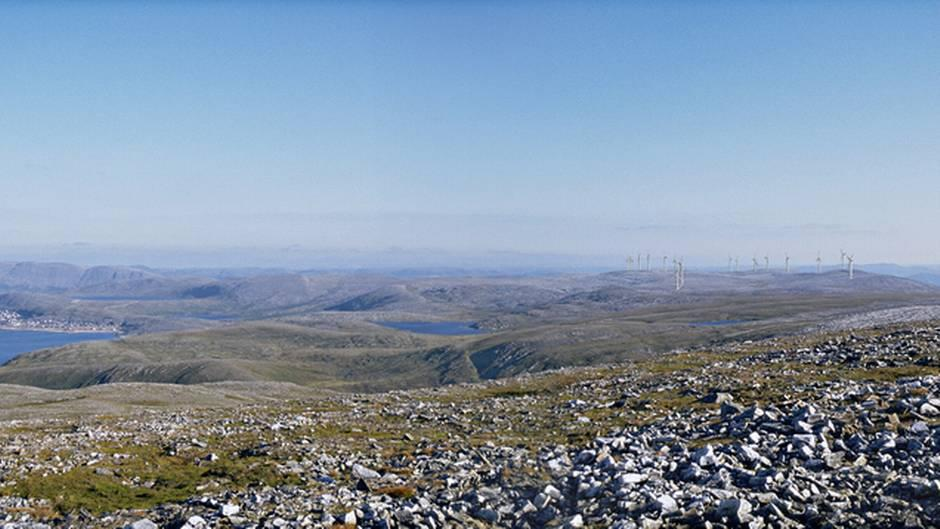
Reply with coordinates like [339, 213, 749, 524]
[2, 286, 938, 391]
[0, 322, 479, 391]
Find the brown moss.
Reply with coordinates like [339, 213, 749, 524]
[373, 485, 417, 499]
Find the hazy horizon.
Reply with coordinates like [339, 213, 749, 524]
[3, 2, 938, 265]
[1, 242, 938, 272]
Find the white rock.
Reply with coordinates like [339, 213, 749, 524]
[655, 494, 678, 514]
[181, 516, 206, 529]
[352, 463, 381, 480]
[619, 472, 648, 484]
[533, 492, 551, 509]
[565, 514, 585, 528]
[717, 498, 753, 523]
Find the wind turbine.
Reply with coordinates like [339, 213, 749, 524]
[785, 254, 790, 274]
[675, 259, 685, 291]
[734, 257, 739, 272]
[840, 249, 847, 271]
[662, 256, 668, 272]
[764, 255, 769, 271]
[626, 255, 634, 272]
[646, 253, 651, 272]
[728, 256, 733, 273]
[847, 254, 855, 280]
[816, 253, 822, 274]
[752, 256, 759, 272]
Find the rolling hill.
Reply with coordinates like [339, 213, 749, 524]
[0, 267, 936, 391]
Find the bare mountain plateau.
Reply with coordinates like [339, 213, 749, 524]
[0, 318, 937, 528]
[0, 263, 939, 528]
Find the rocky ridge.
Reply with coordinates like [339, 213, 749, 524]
[0, 323, 938, 528]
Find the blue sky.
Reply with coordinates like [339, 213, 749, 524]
[1, 2, 938, 266]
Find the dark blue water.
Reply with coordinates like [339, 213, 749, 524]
[689, 320, 750, 327]
[379, 321, 484, 335]
[0, 330, 116, 364]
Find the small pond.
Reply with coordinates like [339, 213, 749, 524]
[378, 321, 484, 336]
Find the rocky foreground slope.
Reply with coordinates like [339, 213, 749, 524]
[0, 323, 938, 528]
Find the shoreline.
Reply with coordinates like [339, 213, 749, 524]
[0, 326, 118, 336]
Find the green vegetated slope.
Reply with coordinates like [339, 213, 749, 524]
[465, 292, 937, 378]
[1, 287, 936, 392]
[0, 321, 480, 392]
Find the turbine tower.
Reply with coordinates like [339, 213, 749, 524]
[752, 256, 759, 272]
[785, 254, 790, 274]
[646, 253, 651, 272]
[764, 255, 769, 271]
[847, 254, 855, 280]
[626, 255, 634, 272]
[728, 256, 733, 273]
[675, 259, 685, 291]
[734, 257, 739, 273]
[816, 253, 822, 274]
[840, 249, 847, 270]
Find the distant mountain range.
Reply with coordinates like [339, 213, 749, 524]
[857, 264, 940, 287]
[2, 259, 938, 291]
[0, 260, 937, 391]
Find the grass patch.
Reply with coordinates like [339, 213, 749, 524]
[9, 463, 200, 514]
[637, 350, 748, 375]
[844, 365, 940, 383]
[5, 443, 292, 515]
[123, 400, 175, 407]
[7, 505, 57, 520]
[688, 436, 736, 448]
[15, 397, 87, 408]
[451, 371, 594, 402]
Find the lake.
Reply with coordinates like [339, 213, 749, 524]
[378, 321, 484, 336]
[0, 330, 116, 364]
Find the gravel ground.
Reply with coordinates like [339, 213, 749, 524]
[0, 323, 938, 528]
[810, 305, 940, 333]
